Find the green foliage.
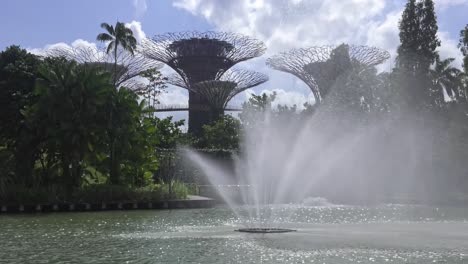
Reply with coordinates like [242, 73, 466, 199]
[397, 0, 440, 73]
[0, 46, 43, 186]
[430, 55, 463, 103]
[97, 22, 137, 55]
[459, 24, 468, 74]
[75, 182, 188, 203]
[199, 115, 241, 150]
[0, 46, 41, 140]
[1, 185, 66, 204]
[97, 21, 137, 86]
[0, 45, 194, 203]
[418, 0, 440, 70]
[239, 92, 277, 127]
[0, 181, 190, 204]
[29, 58, 114, 189]
[152, 116, 185, 149]
[137, 69, 168, 107]
[395, 0, 441, 110]
[0, 147, 14, 199]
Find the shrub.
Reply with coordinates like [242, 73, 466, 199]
[0, 181, 191, 204]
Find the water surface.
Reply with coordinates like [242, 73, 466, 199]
[1, 204, 467, 263]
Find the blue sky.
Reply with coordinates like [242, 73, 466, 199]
[2, 0, 468, 114]
[2, 1, 465, 54]
[0, 0, 213, 50]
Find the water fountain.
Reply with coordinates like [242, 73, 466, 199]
[184, 45, 467, 238]
[183, 45, 394, 233]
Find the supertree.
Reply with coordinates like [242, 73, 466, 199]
[168, 69, 268, 119]
[266, 44, 390, 103]
[47, 45, 163, 91]
[141, 31, 266, 134]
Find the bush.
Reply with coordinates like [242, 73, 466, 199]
[0, 185, 66, 204]
[0, 181, 191, 204]
[170, 181, 189, 199]
[75, 182, 189, 203]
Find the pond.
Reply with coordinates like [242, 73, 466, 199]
[1, 204, 467, 263]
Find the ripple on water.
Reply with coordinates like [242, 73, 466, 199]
[0, 205, 467, 263]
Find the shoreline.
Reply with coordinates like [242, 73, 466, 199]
[0, 195, 215, 214]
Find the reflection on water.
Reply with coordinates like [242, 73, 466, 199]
[1, 204, 467, 263]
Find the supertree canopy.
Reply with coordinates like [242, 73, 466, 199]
[141, 31, 267, 134]
[168, 69, 268, 119]
[47, 45, 163, 90]
[266, 44, 390, 103]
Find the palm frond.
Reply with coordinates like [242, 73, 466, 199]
[96, 33, 114, 42]
[100, 23, 114, 35]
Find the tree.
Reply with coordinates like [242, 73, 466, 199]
[97, 22, 137, 184]
[96, 22, 137, 85]
[395, 0, 441, 109]
[200, 115, 241, 150]
[151, 116, 185, 149]
[31, 57, 113, 190]
[396, 0, 420, 72]
[459, 25, 468, 75]
[0, 46, 42, 186]
[104, 88, 160, 186]
[239, 92, 277, 128]
[418, 0, 440, 72]
[430, 55, 462, 103]
[396, 0, 439, 74]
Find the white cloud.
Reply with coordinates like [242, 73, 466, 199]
[125, 20, 146, 43]
[366, 10, 403, 71]
[28, 39, 99, 56]
[133, 0, 148, 18]
[435, 0, 468, 10]
[438, 31, 463, 69]
[173, 0, 388, 54]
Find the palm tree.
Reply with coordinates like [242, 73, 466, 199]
[97, 22, 137, 184]
[430, 55, 462, 103]
[96, 22, 137, 85]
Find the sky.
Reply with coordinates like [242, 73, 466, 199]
[1, 0, 468, 121]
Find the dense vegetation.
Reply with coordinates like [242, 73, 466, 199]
[0, 22, 188, 203]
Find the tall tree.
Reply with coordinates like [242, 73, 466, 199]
[0, 46, 42, 186]
[32, 58, 113, 190]
[97, 22, 137, 184]
[395, 0, 441, 109]
[396, 0, 420, 72]
[96, 22, 137, 85]
[459, 24, 468, 74]
[396, 0, 440, 74]
[418, 0, 440, 72]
